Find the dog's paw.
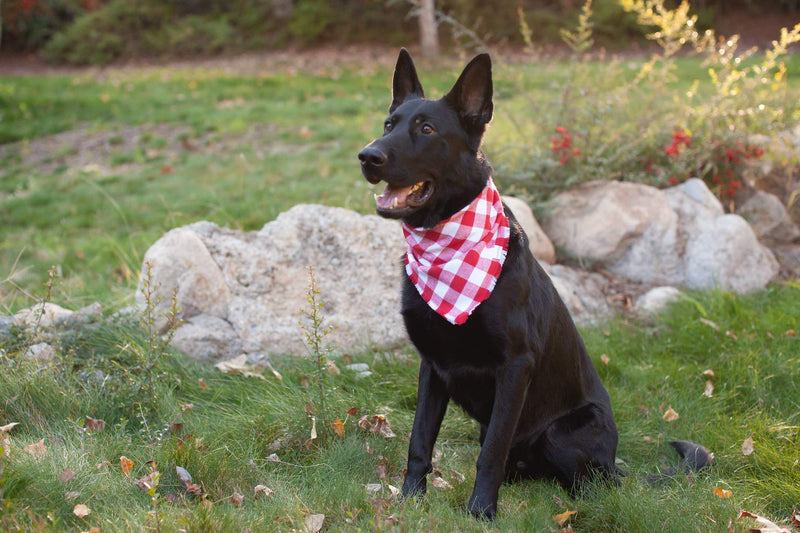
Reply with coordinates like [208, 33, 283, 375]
[466, 495, 497, 521]
[401, 477, 427, 500]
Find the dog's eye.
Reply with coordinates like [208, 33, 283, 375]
[384, 121, 393, 133]
[421, 124, 435, 134]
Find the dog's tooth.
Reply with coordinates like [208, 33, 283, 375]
[392, 197, 399, 208]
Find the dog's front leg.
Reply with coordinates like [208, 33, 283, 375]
[402, 360, 449, 499]
[466, 358, 530, 520]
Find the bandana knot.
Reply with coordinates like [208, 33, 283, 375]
[402, 178, 510, 325]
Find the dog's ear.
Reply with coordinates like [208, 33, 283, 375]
[390, 48, 425, 114]
[445, 53, 493, 127]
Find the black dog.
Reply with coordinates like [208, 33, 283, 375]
[358, 49, 708, 520]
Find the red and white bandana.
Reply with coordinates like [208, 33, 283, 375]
[402, 178, 510, 325]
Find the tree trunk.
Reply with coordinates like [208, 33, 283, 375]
[418, 0, 439, 58]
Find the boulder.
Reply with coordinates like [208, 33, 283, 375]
[171, 314, 242, 362]
[635, 286, 682, 315]
[737, 190, 800, 246]
[502, 196, 556, 264]
[542, 179, 778, 292]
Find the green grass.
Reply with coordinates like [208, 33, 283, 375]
[1, 285, 798, 531]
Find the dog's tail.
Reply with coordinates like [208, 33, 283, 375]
[643, 440, 714, 486]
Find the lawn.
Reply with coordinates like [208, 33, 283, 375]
[1, 48, 800, 532]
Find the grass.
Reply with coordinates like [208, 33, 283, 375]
[1, 284, 799, 531]
[1, 47, 800, 531]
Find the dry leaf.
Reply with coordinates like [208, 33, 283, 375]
[703, 369, 715, 378]
[266, 453, 280, 463]
[120, 456, 134, 477]
[265, 361, 283, 381]
[387, 484, 400, 497]
[726, 330, 738, 340]
[135, 471, 158, 492]
[326, 360, 340, 376]
[786, 330, 797, 337]
[713, 487, 732, 498]
[59, 467, 76, 483]
[345, 407, 358, 416]
[332, 417, 345, 438]
[739, 510, 792, 533]
[176, 466, 192, 487]
[215, 354, 265, 379]
[230, 492, 244, 508]
[790, 507, 800, 528]
[376, 463, 386, 480]
[662, 407, 680, 422]
[365, 483, 382, 493]
[704, 380, 714, 397]
[180, 403, 194, 413]
[169, 422, 184, 434]
[304, 513, 325, 533]
[73, 504, 91, 518]
[451, 470, 466, 483]
[0, 422, 19, 433]
[299, 126, 313, 139]
[554, 510, 578, 527]
[164, 492, 182, 504]
[254, 485, 274, 497]
[95, 460, 111, 469]
[430, 477, 452, 490]
[742, 436, 755, 456]
[198, 378, 209, 390]
[65, 491, 81, 501]
[24, 439, 47, 458]
[699, 318, 720, 330]
[186, 482, 203, 496]
[310, 416, 317, 440]
[600, 353, 610, 366]
[85, 416, 106, 433]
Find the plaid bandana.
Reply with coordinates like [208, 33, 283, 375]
[402, 178, 510, 325]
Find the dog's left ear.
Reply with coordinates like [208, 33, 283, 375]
[445, 53, 493, 128]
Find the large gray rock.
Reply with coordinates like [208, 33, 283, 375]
[139, 205, 407, 357]
[502, 196, 556, 264]
[542, 179, 778, 293]
[170, 314, 243, 362]
[738, 190, 800, 246]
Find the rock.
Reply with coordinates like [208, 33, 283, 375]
[76, 302, 103, 320]
[171, 314, 242, 362]
[541, 180, 674, 263]
[635, 286, 682, 315]
[0, 316, 13, 341]
[136, 228, 232, 332]
[24, 342, 57, 361]
[737, 190, 800, 246]
[13, 303, 74, 331]
[345, 363, 370, 373]
[542, 178, 778, 292]
[138, 205, 407, 357]
[542, 264, 611, 324]
[684, 214, 779, 293]
[502, 196, 556, 264]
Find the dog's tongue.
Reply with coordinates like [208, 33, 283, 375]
[375, 184, 413, 210]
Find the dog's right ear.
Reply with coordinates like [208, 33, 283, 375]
[390, 48, 425, 114]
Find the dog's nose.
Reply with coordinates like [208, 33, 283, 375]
[358, 146, 387, 168]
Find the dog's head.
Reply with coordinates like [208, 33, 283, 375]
[358, 48, 493, 228]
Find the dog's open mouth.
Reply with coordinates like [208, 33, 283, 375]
[374, 181, 434, 215]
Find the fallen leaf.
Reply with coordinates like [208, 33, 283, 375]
[310, 416, 317, 440]
[786, 329, 797, 337]
[186, 482, 203, 496]
[24, 439, 47, 458]
[135, 471, 159, 492]
[703, 369, 715, 378]
[198, 378, 209, 390]
[215, 354, 265, 379]
[704, 380, 714, 397]
[430, 477, 452, 490]
[790, 507, 800, 528]
[230, 492, 244, 507]
[169, 422, 184, 434]
[304, 402, 315, 416]
[554, 510, 578, 527]
[304, 513, 325, 533]
[120, 456, 134, 477]
[376, 463, 386, 479]
[663, 407, 680, 422]
[65, 491, 81, 501]
[73, 504, 91, 518]
[742, 436, 755, 456]
[180, 403, 194, 413]
[85, 416, 106, 433]
[176, 466, 192, 487]
[59, 467, 76, 483]
[326, 360, 340, 376]
[713, 487, 732, 498]
[95, 460, 111, 469]
[365, 483, 382, 493]
[600, 353, 610, 366]
[254, 484, 274, 497]
[332, 417, 345, 438]
[266, 453, 281, 463]
[387, 484, 400, 497]
[299, 126, 313, 139]
[265, 361, 283, 381]
[451, 470, 466, 483]
[700, 318, 720, 331]
[164, 492, 182, 504]
[0, 422, 19, 433]
[726, 330, 738, 340]
[738, 510, 791, 532]
[345, 407, 358, 416]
